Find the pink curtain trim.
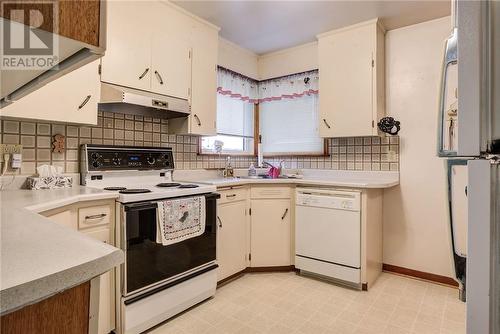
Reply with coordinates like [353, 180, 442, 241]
[217, 87, 318, 103]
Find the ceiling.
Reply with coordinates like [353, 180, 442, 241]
[173, 1, 451, 55]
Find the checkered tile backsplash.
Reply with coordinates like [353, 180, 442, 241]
[0, 112, 399, 175]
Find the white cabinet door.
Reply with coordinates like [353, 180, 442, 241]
[250, 199, 291, 267]
[318, 20, 384, 137]
[1, 60, 100, 125]
[189, 21, 218, 135]
[150, 3, 191, 99]
[100, 0, 152, 91]
[217, 201, 247, 281]
[83, 228, 115, 334]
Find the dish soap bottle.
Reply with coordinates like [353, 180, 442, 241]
[248, 163, 257, 177]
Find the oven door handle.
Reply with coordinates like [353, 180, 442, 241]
[124, 202, 158, 211]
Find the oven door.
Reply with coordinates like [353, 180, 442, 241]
[122, 193, 218, 296]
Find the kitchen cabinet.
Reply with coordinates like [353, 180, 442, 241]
[216, 188, 248, 281]
[82, 228, 114, 334]
[101, 1, 192, 100]
[317, 19, 385, 137]
[0, 0, 104, 105]
[169, 18, 219, 136]
[41, 199, 115, 334]
[250, 187, 292, 267]
[1, 60, 101, 125]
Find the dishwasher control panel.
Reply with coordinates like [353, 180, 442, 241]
[296, 189, 361, 211]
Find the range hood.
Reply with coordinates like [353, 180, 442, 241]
[99, 83, 190, 119]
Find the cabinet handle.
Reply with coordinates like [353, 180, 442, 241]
[281, 208, 289, 220]
[217, 216, 222, 228]
[78, 95, 91, 110]
[323, 119, 332, 129]
[194, 114, 202, 126]
[154, 70, 164, 85]
[84, 213, 107, 221]
[226, 194, 236, 198]
[139, 68, 149, 80]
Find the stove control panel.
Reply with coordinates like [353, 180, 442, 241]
[84, 145, 174, 171]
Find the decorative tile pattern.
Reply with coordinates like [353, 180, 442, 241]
[0, 115, 399, 175]
[149, 272, 465, 334]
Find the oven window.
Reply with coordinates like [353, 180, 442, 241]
[125, 196, 217, 294]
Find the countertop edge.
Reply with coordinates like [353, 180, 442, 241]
[0, 248, 123, 316]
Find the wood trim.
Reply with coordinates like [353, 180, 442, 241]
[254, 103, 260, 157]
[382, 263, 459, 288]
[1, 0, 101, 47]
[245, 265, 296, 273]
[217, 270, 246, 287]
[1, 282, 90, 334]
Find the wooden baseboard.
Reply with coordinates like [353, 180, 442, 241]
[245, 265, 296, 273]
[383, 263, 459, 288]
[217, 270, 246, 287]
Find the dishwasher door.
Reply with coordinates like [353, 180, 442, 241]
[295, 189, 361, 269]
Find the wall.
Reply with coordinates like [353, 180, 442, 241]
[258, 42, 318, 80]
[0, 116, 398, 175]
[218, 38, 259, 79]
[383, 17, 453, 277]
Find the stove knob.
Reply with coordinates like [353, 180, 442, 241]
[91, 152, 100, 160]
[92, 160, 101, 168]
[147, 156, 156, 165]
[112, 157, 121, 166]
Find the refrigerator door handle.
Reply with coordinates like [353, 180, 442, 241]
[438, 28, 458, 157]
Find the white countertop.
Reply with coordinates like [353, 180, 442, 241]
[0, 186, 123, 315]
[174, 169, 400, 189]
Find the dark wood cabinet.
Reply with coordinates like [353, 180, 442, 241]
[0, 0, 101, 46]
[0, 282, 90, 334]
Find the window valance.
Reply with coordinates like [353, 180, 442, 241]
[217, 67, 319, 104]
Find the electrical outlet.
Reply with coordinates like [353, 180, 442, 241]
[0, 144, 23, 162]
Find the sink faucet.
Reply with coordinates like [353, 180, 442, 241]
[222, 156, 234, 178]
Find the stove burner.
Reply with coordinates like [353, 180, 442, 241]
[178, 184, 199, 189]
[156, 183, 181, 188]
[119, 189, 152, 194]
[104, 187, 127, 191]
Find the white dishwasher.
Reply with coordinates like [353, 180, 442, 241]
[295, 187, 361, 286]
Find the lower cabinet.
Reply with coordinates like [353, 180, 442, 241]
[41, 200, 115, 334]
[217, 200, 248, 281]
[82, 228, 115, 334]
[250, 197, 291, 267]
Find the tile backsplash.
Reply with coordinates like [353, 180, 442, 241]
[0, 112, 398, 175]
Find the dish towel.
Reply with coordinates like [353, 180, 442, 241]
[156, 196, 206, 246]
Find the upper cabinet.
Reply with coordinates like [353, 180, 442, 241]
[100, 1, 192, 100]
[0, 0, 105, 106]
[168, 12, 219, 136]
[1, 60, 100, 125]
[101, 1, 219, 136]
[317, 19, 385, 137]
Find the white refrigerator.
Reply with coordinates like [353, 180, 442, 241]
[438, 1, 500, 333]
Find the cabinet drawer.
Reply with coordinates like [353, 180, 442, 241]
[218, 187, 248, 204]
[78, 205, 111, 229]
[83, 228, 111, 244]
[251, 186, 291, 199]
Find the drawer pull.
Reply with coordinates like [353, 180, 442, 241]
[85, 213, 107, 221]
[281, 208, 289, 220]
[217, 216, 223, 228]
[226, 194, 237, 198]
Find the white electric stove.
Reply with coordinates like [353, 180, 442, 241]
[80, 144, 219, 334]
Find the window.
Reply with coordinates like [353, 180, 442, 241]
[201, 94, 255, 154]
[258, 70, 323, 155]
[260, 93, 323, 155]
[201, 67, 323, 156]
